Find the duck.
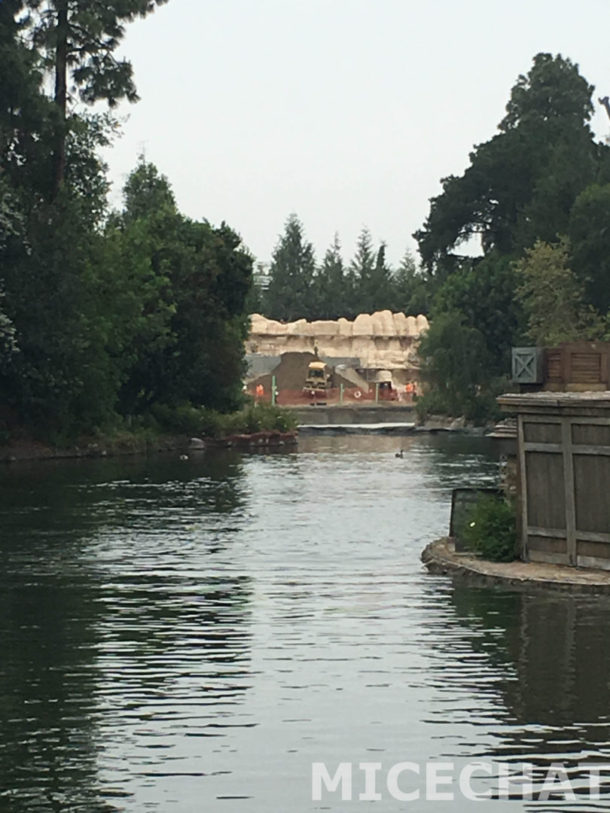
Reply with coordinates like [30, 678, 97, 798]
[179, 454, 189, 461]
[395, 449, 404, 458]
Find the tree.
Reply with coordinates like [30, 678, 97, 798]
[415, 53, 605, 276]
[369, 243, 395, 312]
[432, 252, 522, 374]
[0, 191, 128, 433]
[349, 227, 376, 313]
[122, 156, 177, 222]
[0, 1, 52, 199]
[500, 52, 594, 132]
[313, 234, 347, 319]
[114, 159, 253, 414]
[264, 214, 316, 321]
[393, 249, 431, 315]
[417, 311, 494, 420]
[27, 0, 168, 195]
[412, 53, 610, 418]
[0, 179, 23, 370]
[569, 183, 610, 313]
[514, 238, 604, 345]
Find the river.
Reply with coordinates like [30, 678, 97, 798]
[1, 433, 610, 812]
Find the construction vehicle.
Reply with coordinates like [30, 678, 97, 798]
[304, 360, 333, 401]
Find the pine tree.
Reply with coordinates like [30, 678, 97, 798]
[393, 249, 430, 315]
[27, 0, 168, 196]
[264, 214, 316, 321]
[313, 234, 347, 319]
[349, 227, 375, 314]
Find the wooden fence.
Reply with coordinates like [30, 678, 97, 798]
[499, 393, 610, 570]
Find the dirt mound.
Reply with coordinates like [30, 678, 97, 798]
[249, 352, 369, 393]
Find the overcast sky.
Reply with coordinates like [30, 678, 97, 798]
[103, 0, 610, 268]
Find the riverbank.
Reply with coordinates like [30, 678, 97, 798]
[422, 537, 610, 593]
[0, 429, 297, 463]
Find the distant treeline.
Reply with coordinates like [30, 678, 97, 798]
[252, 218, 429, 322]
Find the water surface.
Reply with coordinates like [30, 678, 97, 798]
[1, 434, 610, 811]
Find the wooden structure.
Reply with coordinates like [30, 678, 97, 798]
[498, 392, 610, 570]
[513, 342, 610, 392]
[544, 343, 610, 391]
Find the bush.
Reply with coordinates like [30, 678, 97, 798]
[461, 494, 517, 562]
[150, 402, 297, 438]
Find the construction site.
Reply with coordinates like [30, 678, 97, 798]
[245, 310, 429, 407]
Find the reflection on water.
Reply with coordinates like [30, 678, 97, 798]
[0, 435, 609, 811]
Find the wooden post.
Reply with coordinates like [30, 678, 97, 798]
[562, 417, 577, 565]
[517, 415, 529, 561]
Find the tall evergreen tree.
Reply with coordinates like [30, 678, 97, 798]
[264, 214, 316, 321]
[393, 249, 430, 315]
[349, 227, 376, 313]
[369, 243, 395, 311]
[27, 0, 168, 196]
[313, 234, 347, 319]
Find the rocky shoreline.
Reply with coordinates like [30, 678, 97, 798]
[422, 537, 610, 594]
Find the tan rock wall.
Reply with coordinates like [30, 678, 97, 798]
[247, 311, 429, 372]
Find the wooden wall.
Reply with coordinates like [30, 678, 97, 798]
[544, 343, 610, 391]
[518, 413, 610, 569]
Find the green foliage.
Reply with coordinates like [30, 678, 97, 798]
[122, 157, 177, 222]
[110, 157, 253, 416]
[432, 252, 522, 375]
[412, 52, 610, 419]
[461, 495, 517, 562]
[569, 183, 610, 313]
[415, 53, 603, 275]
[416, 311, 502, 422]
[500, 53, 594, 132]
[260, 221, 433, 322]
[312, 234, 348, 319]
[393, 249, 432, 315]
[151, 402, 297, 439]
[264, 214, 316, 321]
[29, 0, 169, 107]
[350, 229, 395, 314]
[1, 191, 126, 433]
[0, 7, 256, 442]
[514, 238, 599, 345]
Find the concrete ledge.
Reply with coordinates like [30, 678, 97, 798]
[421, 538, 610, 594]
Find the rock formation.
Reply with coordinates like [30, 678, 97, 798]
[247, 310, 429, 374]
[246, 310, 428, 384]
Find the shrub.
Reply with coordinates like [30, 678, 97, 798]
[462, 494, 517, 562]
[150, 402, 296, 438]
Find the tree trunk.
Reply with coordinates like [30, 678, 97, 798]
[52, 0, 68, 197]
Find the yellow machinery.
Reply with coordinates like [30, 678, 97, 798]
[304, 361, 332, 396]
